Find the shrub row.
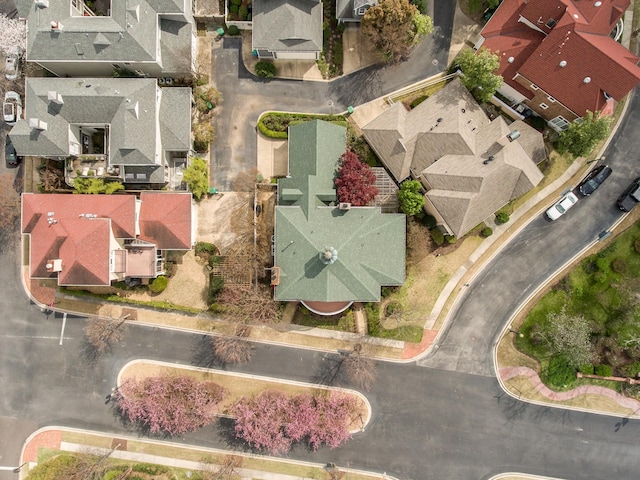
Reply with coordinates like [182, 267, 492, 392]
[257, 112, 348, 139]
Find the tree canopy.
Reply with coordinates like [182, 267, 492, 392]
[361, 0, 433, 64]
[335, 151, 378, 206]
[398, 179, 424, 216]
[556, 111, 612, 159]
[0, 15, 26, 56]
[545, 310, 596, 368]
[454, 48, 503, 102]
[183, 157, 209, 200]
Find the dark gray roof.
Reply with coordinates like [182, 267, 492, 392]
[10, 78, 190, 173]
[23, 0, 191, 67]
[336, 0, 377, 21]
[252, 0, 322, 53]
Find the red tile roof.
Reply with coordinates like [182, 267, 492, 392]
[480, 0, 640, 117]
[22, 194, 136, 286]
[138, 192, 193, 250]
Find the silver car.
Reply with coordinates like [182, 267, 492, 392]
[3, 90, 22, 126]
[5, 46, 20, 81]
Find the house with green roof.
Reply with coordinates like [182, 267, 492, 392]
[273, 120, 406, 316]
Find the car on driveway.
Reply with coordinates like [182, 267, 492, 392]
[4, 46, 20, 81]
[578, 165, 612, 196]
[3, 91, 22, 126]
[617, 177, 640, 212]
[546, 191, 579, 220]
[5, 136, 20, 168]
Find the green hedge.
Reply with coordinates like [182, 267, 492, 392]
[430, 228, 444, 246]
[594, 364, 613, 377]
[480, 227, 493, 238]
[228, 25, 240, 35]
[257, 112, 348, 139]
[255, 61, 277, 78]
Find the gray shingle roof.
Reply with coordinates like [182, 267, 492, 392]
[363, 78, 545, 237]
[252, 0, 323, 53]
[9, 78, 190, 176]
[23, 0, 191, 69]
[274, 120, 406, 303]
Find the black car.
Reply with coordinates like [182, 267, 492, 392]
[578, 165, 612, 196]
[5, 136, 19, 168]
[617, 177, 640, 212]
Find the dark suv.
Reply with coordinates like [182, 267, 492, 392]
[617, 177, 640, 212]
[5, 136, 20, 168]
[578, 165, 612, 196]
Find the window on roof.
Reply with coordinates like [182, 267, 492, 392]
[548, 96, 556, 103]
[548, 116, 570, 131]
[530, 84, 539, 90]
[539, 103, 549, 110]
[545, 18, 557, 29]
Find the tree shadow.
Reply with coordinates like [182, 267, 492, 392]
[191, 334, 225, 369]
[312, 352, 345, 387]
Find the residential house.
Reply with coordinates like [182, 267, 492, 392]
[476, 0, 640, 130]
[252, 0, 323, 60]
[17, 0, 195, 77]
[8, 77, 191, 187]
[273, 120, 405, 315]
[363, 78, 545, 238]
[21, 192, 195, 287]
[336, 0, 377, 23]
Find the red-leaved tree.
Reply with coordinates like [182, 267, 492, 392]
[335, 151, 378, 206]
[114, 375, 227, 436]
[230, 390, 359, 454]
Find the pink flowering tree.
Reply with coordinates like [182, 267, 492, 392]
[0, 15, 26, 55]
[335, 151, 378, 206]
[230, 390, 359, 454]
[114, 375, 227, 436]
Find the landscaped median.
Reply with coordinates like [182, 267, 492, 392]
[495, 208, 640, 417]
[21, 426, 395, 480]
[117, 360, 371, 454]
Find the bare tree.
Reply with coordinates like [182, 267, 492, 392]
[84, 315, 128, 353]
[0, 15, 26, 56]
[199, 455, 243, 480]
[211, 325, 255, 364]
[546, 309, 596, 368]
[341, 344, 378, 391]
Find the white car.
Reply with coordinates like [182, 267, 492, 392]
[546, 191, 579, 221]
[5, 46, 20, 81]
[3, 90, 22, 126]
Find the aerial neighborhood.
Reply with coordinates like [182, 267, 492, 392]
[3, 0, 640, 478]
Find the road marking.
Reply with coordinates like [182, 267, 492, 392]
[59, 313, 67, 345]
[1, 335, 71, 340]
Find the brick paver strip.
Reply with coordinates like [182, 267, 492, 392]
[23, 430, 62, 462]
[401, 329, 437, 359]
[500, 366, 640, 412]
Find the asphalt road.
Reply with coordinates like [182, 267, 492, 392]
[210, 1, 454, 190]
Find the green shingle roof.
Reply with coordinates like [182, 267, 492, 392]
[274, 120, 405, 303]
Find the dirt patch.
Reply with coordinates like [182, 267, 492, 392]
[125, 251, 210, 310]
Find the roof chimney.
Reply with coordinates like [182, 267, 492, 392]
[46, 259, 63, 272]
[47, 91, 64, 105]
[29, 118, 48, 131]
[50, 20, 63, 31]
[507, 130, 521, 142]
[35, 0, 49, 7]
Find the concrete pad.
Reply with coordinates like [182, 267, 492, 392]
[256, 134, 288, 180]
[349, 97, 390, 129]
[447, 3, 481, 66]
[273, 59, 324, 81]
[196, 193, 252, 252]
[342, 25, 380, 75]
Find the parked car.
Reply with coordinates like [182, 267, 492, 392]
[578, 165, 612, 196]
[546, 191, 579, 221]
[616, 177, 640, 212]
[4, 46, 20, 81]
[5, 136, 20, 168]
[3, 90, 22, 126]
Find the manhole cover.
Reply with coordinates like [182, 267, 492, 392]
[432, 59, 439, 65]
[327, 100, 334, 107]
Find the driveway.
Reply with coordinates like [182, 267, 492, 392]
[209, 1, 456, 190]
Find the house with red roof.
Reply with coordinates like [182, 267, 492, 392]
[22, 192, 194, 287]
[477, 0, 640, 131]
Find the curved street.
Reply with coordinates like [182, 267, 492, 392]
[3, 2, 640, 480]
